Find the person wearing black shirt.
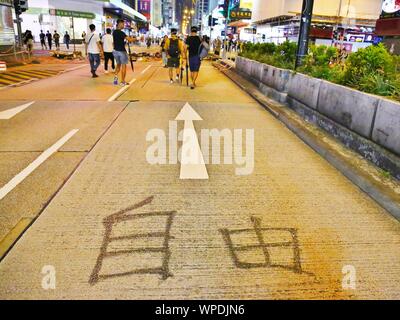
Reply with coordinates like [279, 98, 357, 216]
[112, 19, 134, 86]
[46, 31, 52, 50]
[39, 30, 47, 50]
[64, 31, 71, 50]
[185, 26, 202, 89]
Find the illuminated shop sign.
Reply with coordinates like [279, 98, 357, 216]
[381, 0, 400, 18]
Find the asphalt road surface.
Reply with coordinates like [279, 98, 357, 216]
[0, 56, 399, 299]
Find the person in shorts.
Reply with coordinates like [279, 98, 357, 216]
[164, 28, 185, 84]
[185, 26, 202, 89]
[112, 19, 134, 86]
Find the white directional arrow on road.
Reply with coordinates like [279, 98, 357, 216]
[175, 102, 209, 180]
[0, 101, 35, 120]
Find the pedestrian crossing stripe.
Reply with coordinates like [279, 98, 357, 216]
[15, 71, 50, 79]
[0, 78, 15, 85]
[12, 71, 51, 79]
[16, 70, 59, 76]
[0, 69, 63, 88]
[0, 73, 37, 81]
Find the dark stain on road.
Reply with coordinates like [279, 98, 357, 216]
[89, 196, 175, 285]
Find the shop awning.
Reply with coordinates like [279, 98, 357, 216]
[101, 0, 147, 22]
[376, 18, 400, 36]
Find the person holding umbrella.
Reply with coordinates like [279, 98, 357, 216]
[112, 19, 135, 86]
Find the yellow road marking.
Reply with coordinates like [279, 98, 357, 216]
[26, 70, 59, 76]
[0, 78, 16, 85]
[12, 71, 49, 79]
[0, 218, 32, 259]
[0, 74, 31, 83]
[0, 73, 34, 80]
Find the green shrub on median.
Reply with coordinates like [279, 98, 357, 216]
[239, 41, 400, 102]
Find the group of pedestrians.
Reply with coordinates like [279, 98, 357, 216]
[38, 30, 70, 50]
[162, 26, 209, 89]
[84, 19, 133, 85]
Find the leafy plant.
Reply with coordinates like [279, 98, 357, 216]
[343, 43, 396, 85]
[239, 41, 400, 102]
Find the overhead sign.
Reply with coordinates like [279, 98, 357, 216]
[230, 10, 252, 20]
[49, 9, 96, 20]
[229, 0, 253, 20]
[138, 0, 151, 20]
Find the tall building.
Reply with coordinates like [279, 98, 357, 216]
[194, 0, 209, 27]
[151, 0, 163, 27]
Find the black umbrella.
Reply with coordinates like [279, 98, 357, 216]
[127, 29, 134, 72]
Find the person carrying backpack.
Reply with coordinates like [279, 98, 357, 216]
[164, 28, 185, 84]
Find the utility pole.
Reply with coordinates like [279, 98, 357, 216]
[223, 0, 231, 59]
[295, 0, 314, 69]
[71, 16, 76, 53]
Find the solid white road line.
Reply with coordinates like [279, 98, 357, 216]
[61, 64, 87, 73]
[141, 65, 152, 74]
[0, 129, 79, 201]
[107, 78, 136, 102]
[0, 101, 35, 120]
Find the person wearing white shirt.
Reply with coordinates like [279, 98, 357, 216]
[85, 24, 103, 78]
[103, 28, 115, 74]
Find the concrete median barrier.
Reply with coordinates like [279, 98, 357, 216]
[288, 73, 321, 110]
[372, 99, 400, 156]
[317, 81, 379, 139]
[232, 56, 400, 180]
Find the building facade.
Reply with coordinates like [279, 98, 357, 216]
[249, 0, 382, 51]
[18, 0, 146, 42]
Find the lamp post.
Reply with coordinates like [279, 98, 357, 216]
[295, 0, 315, 69]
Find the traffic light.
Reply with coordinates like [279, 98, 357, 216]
[14, 0, 28, 15]
[208, 16, 218, 27]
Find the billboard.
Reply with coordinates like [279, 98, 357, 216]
[230, 0, 253, 20]
[138, 0, 151, 21]
[240, 0, 253, 10]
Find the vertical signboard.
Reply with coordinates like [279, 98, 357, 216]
[138, 0, 151, 21]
